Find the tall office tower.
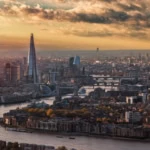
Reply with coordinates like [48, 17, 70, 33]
[96, 48, 100, 61]
[72, 56, 81, 77]
[82, 67, 85, 75]
[5, 63, 21, 83]
[11, 64, 21, 82]
[23, 57, 27, 65]
[139, 53, 142, 61]
[146, 53, 149, 61]
[49, 72, 57, 84]
[27, 33, 38, 83]
[69, 57, 74, 68]
[73, 56, 80, 66]
[59, 65, 64, 77]
[5, 63, 11, 82]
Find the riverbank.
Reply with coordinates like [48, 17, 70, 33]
[0, 95, 31, 105]
[27, 129, 150, 142]
[0, 125, 150, 150]
[2, 125, 150, 143]
[0, 95, 55, 105]
[0, 140, 74, 150]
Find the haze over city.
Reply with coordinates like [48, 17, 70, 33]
[0, 0, 150, 52]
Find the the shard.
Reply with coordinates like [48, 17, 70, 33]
[27, 33, 38, 83]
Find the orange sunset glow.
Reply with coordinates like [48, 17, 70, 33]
[0, 0, 150, 51]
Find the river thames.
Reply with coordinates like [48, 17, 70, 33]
[0, 97, 150, 150]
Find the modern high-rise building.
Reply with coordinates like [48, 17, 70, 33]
[69, 57, 74, 68]
[5, 63, 11, 82]
[73, 56, 80, 66]
[4, 63, 21, 83]
[27, 33, 38, 83]
[23, 57, 27, 65]
[11, 64, 21, 82]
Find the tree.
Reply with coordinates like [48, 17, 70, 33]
[12, 142, 19, 148]
[57, 146, 68, 150]
[27, 108, 35, 113]
[46, 109, 53, 117]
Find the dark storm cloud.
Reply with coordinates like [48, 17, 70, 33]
[70, 13, 110, 23]
[69, 10, 130, 23]
[117, 3, 142, 11]
[107, 10, 130, 21]
[1, 5, 130, 24]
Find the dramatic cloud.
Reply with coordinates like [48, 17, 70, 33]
[0, 0, 149, 25]
[0, 2, 144, 24]
[0, 0, 150, 50]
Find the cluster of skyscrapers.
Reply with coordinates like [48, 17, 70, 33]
[4, 34, 38, 85]
[3, 33, 83, 86]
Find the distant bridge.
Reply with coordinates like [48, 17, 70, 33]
[92, 76, 142, 87]
[94, 82, 119, 87]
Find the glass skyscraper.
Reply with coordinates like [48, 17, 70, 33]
[27, 33, 38, 83]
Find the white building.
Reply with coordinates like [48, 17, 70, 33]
[126, 96, 137, 104]
[125, 111, 142, 123]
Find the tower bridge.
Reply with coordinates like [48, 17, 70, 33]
[55, 84, 78, 101]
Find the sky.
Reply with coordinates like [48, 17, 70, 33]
[0, 0, 150, 51]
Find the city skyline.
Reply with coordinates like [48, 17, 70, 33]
[0, 0, 150, 51]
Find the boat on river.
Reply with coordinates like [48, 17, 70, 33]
[69, 137, 75, 139]
[17, 128, 27, 132]
[56, 136, 63, 138]
[6, 127, 17, 131]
